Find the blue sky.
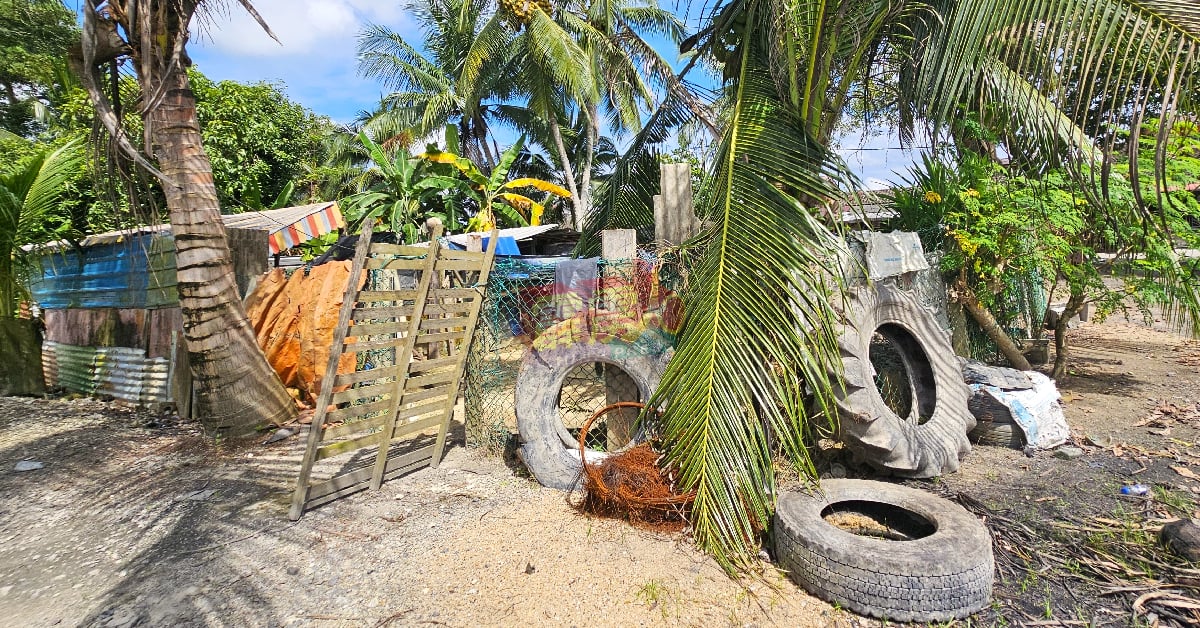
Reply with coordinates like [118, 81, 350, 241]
[186, 0, 914, 188]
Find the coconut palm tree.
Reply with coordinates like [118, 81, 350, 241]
[460, 0, 693, 228]
[650, 0, 1200, 570]
[357, 0, 519, 169]
[75, 1, 297, 435]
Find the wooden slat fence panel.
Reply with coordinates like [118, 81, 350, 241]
[289, 224, 498, 520]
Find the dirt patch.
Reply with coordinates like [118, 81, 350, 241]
[3, 315, 1200, 626]
[0, 398, 831, 627]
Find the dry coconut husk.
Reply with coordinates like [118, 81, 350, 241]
[576, 402, 693, 531]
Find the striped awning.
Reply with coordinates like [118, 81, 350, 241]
[221, 202, 346, 255]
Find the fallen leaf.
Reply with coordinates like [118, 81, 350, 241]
[1150, 427, 1172, 436]
[1171, 465, 1200, 480]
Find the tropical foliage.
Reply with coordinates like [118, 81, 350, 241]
[0, 140, 81, 318]
[357, 0, 688, 227]
[650, 0, 1200, 571]
[0, 0, 77, 136]
[341, 131, 569, 241]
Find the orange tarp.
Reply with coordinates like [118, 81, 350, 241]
[245, 262, 365, 400]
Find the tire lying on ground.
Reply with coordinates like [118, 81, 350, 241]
[969, 421, 1026, 448]
[515, 320, 673, 490]
[832, 282, 974, 477]
[773, 479, 994, 622]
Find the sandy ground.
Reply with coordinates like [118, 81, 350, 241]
[1, 314, 1199, 627]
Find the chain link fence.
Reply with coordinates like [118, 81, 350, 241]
[463, 252, 682, 453]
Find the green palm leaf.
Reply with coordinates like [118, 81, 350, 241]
[653, 32, 852, 570]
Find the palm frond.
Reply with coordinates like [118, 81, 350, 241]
[574, 91, 699, 255]
[653, 36, 851, 571]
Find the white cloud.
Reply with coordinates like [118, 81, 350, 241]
[195, 0, 406, 57]
[186, 1, 417, 123]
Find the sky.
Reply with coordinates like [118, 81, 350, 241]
[184, 0, 915, 188]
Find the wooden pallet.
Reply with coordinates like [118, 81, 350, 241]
[289, 222, 498, 520]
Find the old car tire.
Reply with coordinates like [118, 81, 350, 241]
[969, 421, 1025, 448]
[833, 283, 974, 477]
[773, 479, 994, 622]
[515, 333, 671, 490]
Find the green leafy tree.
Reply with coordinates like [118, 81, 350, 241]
[0, 0, 77, 136]
[190, 71, 333, 210]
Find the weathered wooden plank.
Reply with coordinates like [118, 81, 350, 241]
[400, 383, 454, 405]
[333, 365, 402, 387]
[369, 243, 428, 257]
[325, 397, 391, 423]
[394, 400, 444, 422]
[371, 224, 442, 490]
[391, 413, 444, 439]
[365, 257, 427, 270]
[427, 287, 482, 300]
[321, 413, 390, 440]
[315, 427, 381, 461]
[291, 220, 376, 521]
[419, 315, 471, 331]
[330, 380, 395, 405]
[343, 337, 408, 353]
[405, 369, 458, 389]
[437, 249, 485, 262]
[352, 306, 415, 321]
[409, 356, 458, 373]
[435, 258, 490, 272]
[357, 290, 420, 302]
[415, 329, 469, 345]
[306, 445, 436, 503]
[423, 302, 473, 316]
[345, 322, 408, 338]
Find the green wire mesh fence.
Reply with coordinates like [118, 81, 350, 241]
[463, 251, 683, 452]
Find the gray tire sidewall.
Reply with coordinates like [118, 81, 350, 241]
[774, 480, 994, 622]
[835, 282, 974, 477]
[516, 338, 672, 490]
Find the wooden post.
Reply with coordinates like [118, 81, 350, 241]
[426, 218, 444, 361]
[654, 163, 700, 245]
[600, 229, 639, 449]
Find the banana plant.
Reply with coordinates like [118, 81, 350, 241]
[340, 131, 450, 242]
[419, 136, 571, 232]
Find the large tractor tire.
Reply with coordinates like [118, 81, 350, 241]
[832, 282, 974, 477]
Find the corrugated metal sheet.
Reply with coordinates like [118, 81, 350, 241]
[28, 234, 178, 309]
[42, 341, 173, 405]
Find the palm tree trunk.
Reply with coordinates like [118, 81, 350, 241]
[547, 113, 584, 229]
[580, 103, 598, 216]
[954, 275, 1032, 371]
[148, 67, 297, 436]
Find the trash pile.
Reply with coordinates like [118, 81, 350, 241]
[962, 359, 1070, 450]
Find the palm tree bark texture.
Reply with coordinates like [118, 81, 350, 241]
[148, 70, 296, 434]
[77, 1, 296, 435]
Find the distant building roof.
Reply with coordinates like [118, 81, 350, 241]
[31, 202, 345, 255]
